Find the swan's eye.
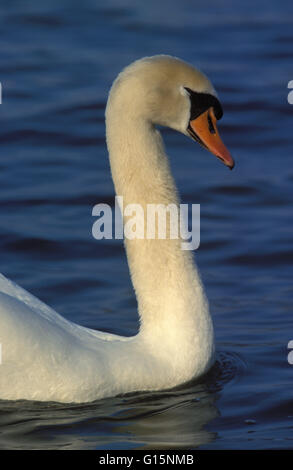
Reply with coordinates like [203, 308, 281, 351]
[184, 87, 223, 121]
[207, 113, 216, 134]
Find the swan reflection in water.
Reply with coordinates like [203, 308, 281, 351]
[0, 376, 219, 449]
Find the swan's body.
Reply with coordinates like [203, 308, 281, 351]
[0, 56, 233, 403]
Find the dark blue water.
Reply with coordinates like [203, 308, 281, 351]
[0, 0, 293, 450]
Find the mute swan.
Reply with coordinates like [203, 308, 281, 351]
[0, 55, 234, 403]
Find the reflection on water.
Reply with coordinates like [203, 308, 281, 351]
[0, 352, 241, 449]
[0, 378, 218, 450]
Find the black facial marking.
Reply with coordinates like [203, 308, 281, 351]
[184, 87, 223, 121]
[207, 113, 216, 134]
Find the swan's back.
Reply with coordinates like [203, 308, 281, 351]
[0, 274, 137, 402]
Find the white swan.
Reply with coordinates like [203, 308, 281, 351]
[0, 55, 234, 403]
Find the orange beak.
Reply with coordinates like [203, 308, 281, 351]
[188, 107, 234, 170]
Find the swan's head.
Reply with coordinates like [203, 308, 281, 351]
[108, 55, 234, 169]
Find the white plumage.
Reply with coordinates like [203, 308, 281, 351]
[0, 56, 218, 403]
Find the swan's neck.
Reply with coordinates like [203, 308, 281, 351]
[106, 104, 213, 355]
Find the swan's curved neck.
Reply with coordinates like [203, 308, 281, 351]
[106, 99, 211, 350]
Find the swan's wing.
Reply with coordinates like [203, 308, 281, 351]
[0, 273, 67, 324]
[0, 273, 126, 342]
